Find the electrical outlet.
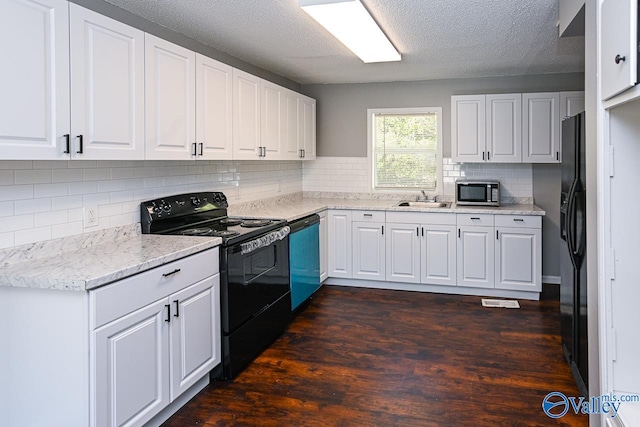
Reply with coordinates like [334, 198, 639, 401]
[84, 206, 98, 228]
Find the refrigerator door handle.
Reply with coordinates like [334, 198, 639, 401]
[566, 182, 577, 261]
[572, 189, 586, 258]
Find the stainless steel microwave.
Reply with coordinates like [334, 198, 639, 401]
[455, 179, 500, 206]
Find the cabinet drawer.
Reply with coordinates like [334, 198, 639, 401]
[495, 215, 541, 228]
[351, 210, 386, 222]
[456, 214, 494, 227]
[91, 247, 219, 329]
[386, 211, 456, 225]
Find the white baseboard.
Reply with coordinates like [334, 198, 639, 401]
[542, 275, 561, 284]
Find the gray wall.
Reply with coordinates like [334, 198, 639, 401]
[302, 73, 585, 278]
[302, 73, 584, 158]
[71, 0, 300, 91]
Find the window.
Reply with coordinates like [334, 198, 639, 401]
[368, 107, 442, 191]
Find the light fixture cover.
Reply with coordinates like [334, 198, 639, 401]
[300, 0, 401, 63]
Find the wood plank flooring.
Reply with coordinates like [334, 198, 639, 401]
[162, 285, 587, 426]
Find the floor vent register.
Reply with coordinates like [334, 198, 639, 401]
[481, 299, 520, 309]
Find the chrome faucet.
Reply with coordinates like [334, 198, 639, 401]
[418, 190, 437, 202]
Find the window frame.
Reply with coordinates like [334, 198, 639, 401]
[367, 107, 443, 194]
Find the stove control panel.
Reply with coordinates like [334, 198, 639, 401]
[140, 192, 230, 233]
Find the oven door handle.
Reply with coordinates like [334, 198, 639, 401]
[237, 226, 291, 255]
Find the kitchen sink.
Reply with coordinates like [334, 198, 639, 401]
[395, 201, 451, 208]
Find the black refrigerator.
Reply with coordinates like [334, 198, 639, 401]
[559, 112, 588, 397]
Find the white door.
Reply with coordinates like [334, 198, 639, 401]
[300, 95, 316, 160]
[0, 0, 70, 160]
[319, 211, 328, 282]
[145, 34, 196, 160]
[352, 221, 385, 280]
[70, 4, 144, 160]
[495, 227, 541, 292]
[601, 0, 638, 100]
[456, 226, 495, 288]
[282, 90, 301, 160]
[94, 299, 170, 427]
[421, 225, 457, 286]
[522, 92, 561, 163]
[452, 95, 486, 162]
[195, 54, 233, 160]
[232, 68, 261, 159]
[169, 276, 220, 401]
[485, 94, 521, 163]
[260, 80, 283, 159]
[385, 223, 421, 283]
[328, 210, 352, 278]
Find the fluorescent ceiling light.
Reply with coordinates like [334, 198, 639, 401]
[299, 0, 401, 63]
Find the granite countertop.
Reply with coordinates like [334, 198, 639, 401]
[0, 225, 221, 292]
[228, 194, 546, 223]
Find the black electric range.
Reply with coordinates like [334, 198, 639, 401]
[140, 192, 293, 380]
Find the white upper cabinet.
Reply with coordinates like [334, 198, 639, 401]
[452, 95, 486, 162]
[560, 91, 585, 119]
[70, 4, 145, 160]
[0, 0, 70, 160]
[260, 80, 284, 159]
[232, 68, 262, 159]
[282, 89, 301, 160]
[601, 0, 638, 101]
[522, 92, 561, 163]
[195, 54, 233, 160]
[485, 94, 522, 163]
[145, 34, 196, 160]
[300, 95, 317, 160]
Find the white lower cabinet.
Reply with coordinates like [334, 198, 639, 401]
[352, 221, 385, 280]
[456, 225, 495, 288]
[495, 215, 542, 292]
[385, 223, 421, 283]
[421, 225, 457, 286]
[318, 210, 328, 282]
[328, 210, 352, 278]
[92, 248, 220, 427]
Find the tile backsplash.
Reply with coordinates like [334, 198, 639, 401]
[303, 157, 533, 200]
[0, 160, 302, 249]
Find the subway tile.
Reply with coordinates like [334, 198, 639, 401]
[83, 168, 111, 181]
[0, 170, 14, 185]
[14, 169, 52, 185]
[51, 221, 83, 239]
[68, 181, 97, 195]
[110, 190, 134, 204]
[99, 203, 123, 217]
[0, 214, 34, 233]
[15, 226, 52, 246]
[0, 201, 14, 217]
[0, 184, 34, 201]
[0, 161, 32, 169]
[15, 198, 52, 215]
[97, 180, 123, 193]
[34, 182, 68, 198]
[0, 232, 14, 249]
[68, 207, 84, 222]
[52, 168, 84, 183]
[33, 160, 68, 169]
[68, 160, 98, 169]
[35, 210, 68, 227]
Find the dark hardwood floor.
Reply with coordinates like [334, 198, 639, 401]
[163, 285, 587, 426]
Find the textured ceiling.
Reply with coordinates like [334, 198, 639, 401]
[102, 0, 585, 85]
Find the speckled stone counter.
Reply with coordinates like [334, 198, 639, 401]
[0, 224, 221, 292]
[228, 192, 545, 222]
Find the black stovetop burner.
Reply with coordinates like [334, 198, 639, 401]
[140, 192, 286, 246]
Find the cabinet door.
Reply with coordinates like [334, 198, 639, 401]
[94, 299, 170, 427]
[260, 80, 283, 159]
[352, 221, 385, 280]
[328, 210, 352, 278]
[300, 95, 316, 160]
[601, 0, 638, 100]
[495, 227, 541, 292]
[232, 68, 261, 159]
[195, 54, 233, 160]
[522, 93, 561, 163]
[452, 95, 486, 162]
[560, 91, 585, 119]
[70, 4, 144, 160]
[319, 210, 328, 282]
[421, 225, 457, 286]
[170, 275, 220, 401]
[145, 34, 196, 160]
[282, 90, 301, 160]
[0, 0, 70, 160]
[485, 94, 521, 163]
[456, 226, 495, 288]
[385, 223, 421, 283]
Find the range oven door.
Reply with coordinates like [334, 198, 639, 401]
[221, 233, 290, 335]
